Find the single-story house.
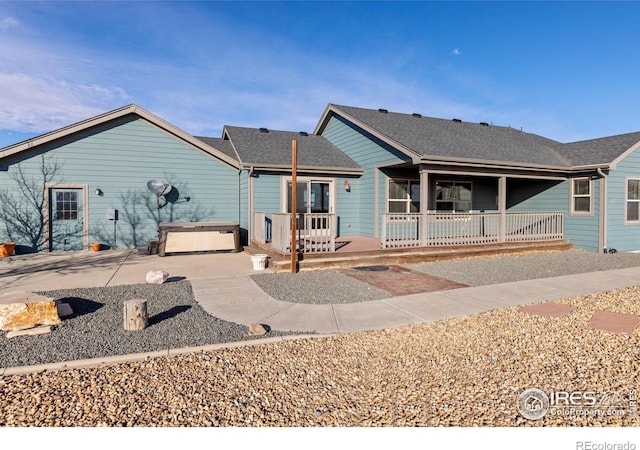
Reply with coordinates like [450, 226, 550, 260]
[1, 103, 639, 254]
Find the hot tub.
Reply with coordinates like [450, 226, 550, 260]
[157, 222, 240, 256]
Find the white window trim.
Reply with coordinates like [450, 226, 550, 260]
[625, 177, 640, 225]
[280, 176, 335, 214]
[569, 177, 593, 216]
[386, 178, 420, 213]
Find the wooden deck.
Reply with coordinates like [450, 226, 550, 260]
[246, 237, 573, 272]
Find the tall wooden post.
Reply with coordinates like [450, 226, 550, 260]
[291, 140, 298, 274]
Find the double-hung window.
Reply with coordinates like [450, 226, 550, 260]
[388, 179, 420, 213]
[626, 178, 640, 223]
[570, 178, 592, 215]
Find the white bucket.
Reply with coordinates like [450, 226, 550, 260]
[251, 254, 268, 270]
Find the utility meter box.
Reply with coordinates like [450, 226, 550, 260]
[106, 208, 119, 221]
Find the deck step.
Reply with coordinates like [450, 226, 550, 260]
[268, 240, 574, 272]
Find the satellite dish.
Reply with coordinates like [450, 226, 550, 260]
[146, 180, 172, 197]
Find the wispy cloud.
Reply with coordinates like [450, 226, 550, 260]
[0, 16, 19, 31]
[0, 72, 130, 133]
[0, 3, 583, 146]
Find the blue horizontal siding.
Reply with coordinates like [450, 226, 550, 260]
[321, 115, 409, 237]
[507, 178, 600, 252]
[607, 149, 640, 251]
[0, 117, 239, 250]
[335, 176, 360, 237]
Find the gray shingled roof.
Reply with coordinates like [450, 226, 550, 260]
[330, 105, 572, 167]
[194, 136, 238, 162]
[222, 126, 361, 171]
[558, 132, 640, 167]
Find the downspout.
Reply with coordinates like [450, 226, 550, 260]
[597, 168, 607, 253]
[248, 166, 254, 245]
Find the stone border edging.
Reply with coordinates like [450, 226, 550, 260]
[1, 333, 336, 377]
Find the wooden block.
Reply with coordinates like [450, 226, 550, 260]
[123, 298, 148, 331]
[6, 326, 53, 339]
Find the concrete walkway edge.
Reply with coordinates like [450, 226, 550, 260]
[193, 266, 640, 334]
[1, 333, 335, 377]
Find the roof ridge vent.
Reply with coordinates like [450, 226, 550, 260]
[378, 108, 388, 113]
[299, 131, 309, 136]
[412, 113, 422, 118]
[479, 122, 489, 127]
[452, 118, 462, 123]
[259, 127, 269, 133]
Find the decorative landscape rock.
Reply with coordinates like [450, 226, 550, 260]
[146, 270, 169, 284]
[55, 301, 73, 318]
[0, 292, 61, 332]
[248, 323, 268, 336]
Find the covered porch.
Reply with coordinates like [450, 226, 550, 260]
[247, 157, 574, 266]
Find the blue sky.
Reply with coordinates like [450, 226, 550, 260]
[0, 1, 639, 148]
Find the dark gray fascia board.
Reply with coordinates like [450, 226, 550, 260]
[245, 162, 363, 175]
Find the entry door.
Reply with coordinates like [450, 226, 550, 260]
[285, 179, 334, 234]
[50, 188, 85, 251]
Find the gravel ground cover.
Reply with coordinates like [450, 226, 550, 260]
[407, 249, 640, 286]
[251, 270, 391, 304]
[251, 249, 640, 304]
[0, 280, 299, 368]
[1, 285, 638, 426]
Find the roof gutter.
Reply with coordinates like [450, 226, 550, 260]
[421, 157, 570, 174]
[247, 163, 363, 176]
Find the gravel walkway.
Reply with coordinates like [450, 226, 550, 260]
[251, 270, 391, 304]
[0, 280, 299, 368]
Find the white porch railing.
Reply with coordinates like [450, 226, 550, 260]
[380, 213, 422, 249]
[264, 212, 336, 254]
[381, 211, 564, 248]
[259, 211, 564, 252]
[424, 212, 499, 246]
[505, 212, 564, 242]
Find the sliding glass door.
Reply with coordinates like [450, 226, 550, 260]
[284, 178, 334, 234]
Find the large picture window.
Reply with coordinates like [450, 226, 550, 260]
[388, 179, 420, 213]
[626, 178, 640, 223]
[435, 180, 472, 212]
[570, 178, 592, 215]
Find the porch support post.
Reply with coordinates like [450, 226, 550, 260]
[420, 167, 429, 246]
[498, 176, 507, 242]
